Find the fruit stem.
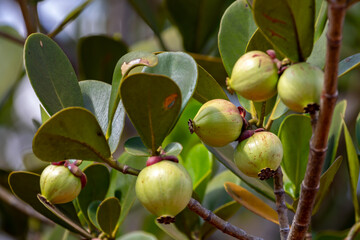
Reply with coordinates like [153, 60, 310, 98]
[187, 198, 263, 240]
[273, 167, 290, 240]
[256, 101, 266, 127]
[105, 157, 141, 176]
[288, 1, 347, 239]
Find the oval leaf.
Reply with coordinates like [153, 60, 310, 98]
[108, 51, 158, 131]
[225, 182, 279, 224]
[24, 33, 83, 115]
[307, 22, 328, 69]
[33, 107, 111, 162]
[253, 0, 315, 62]
[142, 52, 197, 115]
[80, 80, 125, 153]
[124, 137, 151, 156]
[0, 26, 23, 102]
[163, 142, 183, 156]
[121, 73, 182, 154]
[218, 0, 257, 75]
[78, 35, 128, 84]
[313, 156, 343, 215]
[77, 163, 110, 225]
[193, 65, 228, 103]
[97, 197, 121, 237]
[117, 231, 158, 240]
[246, 28, 282, 57]
[8, 171, 88, 237]
[278, 114, 312, 198]
[87, 200, 101, 229]
[343, 118, 360, 221]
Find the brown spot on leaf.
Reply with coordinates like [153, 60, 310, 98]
[269, 30, 286, 40]
[163, 93, 178, 110]
[262, 13, 286, 24]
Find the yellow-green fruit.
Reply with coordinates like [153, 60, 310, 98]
[278, 62, 324, 112]
[189, 99, 243, 147]
[40, 165, 82, 204]
[234, 131, 283, 178]
[227, 51, 278, 102]
[135, 161, 192, 224]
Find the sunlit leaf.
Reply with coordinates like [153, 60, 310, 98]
[163, 142, 183, 156]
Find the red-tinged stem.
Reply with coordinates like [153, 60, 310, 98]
[287, 0, 347, 239]
[274, 167, 290, 240]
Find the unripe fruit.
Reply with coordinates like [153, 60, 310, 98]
[189, 99, 243, 147]
[40, 165, 82, 204]
[227, 51, 278, 102]
[278, 62, 324, 113]
[234, 131, 283, 179]
[135, 161, 192, 224]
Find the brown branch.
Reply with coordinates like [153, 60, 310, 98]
[17, 0, 35, 35]
[0, 185, 54, 225]
[105, 157, 141, 176]
[287, 0, 347, 239]
[345, 221, 360, 240]
[0, 31, 25, 45]
[273, 167, 290, 240]
[187, 198, 263, 240]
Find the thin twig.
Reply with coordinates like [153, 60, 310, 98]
[0, 185, 54, 225]
[257, 101, 266, 127]
[287, 0, 347, 239]
[17, 0, 35, 35]
[0, 31, 25, 45]
[345, 221, 360, 240]
[187, 198, 263, 240]
[105, 157, 141, 176]
[273, 167, 290, 240]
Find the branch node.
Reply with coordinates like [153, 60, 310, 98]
[323, 90, 339, 99]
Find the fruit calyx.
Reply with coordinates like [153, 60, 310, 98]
[258, 167, 276, 180]
[237, 128, 265, 142]
[304, 103, 320, 114]
[146, 155, 179, 167]
[157, 215, 176, 224]
[51, 160, 87, 188]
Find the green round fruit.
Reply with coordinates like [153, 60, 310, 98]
[234, 131, 283, 179]
[40, 165, 82, 204]
[278, 62, 324, 113]
[189, 99, 243, 147]
[227, 51, 278, 102]
[135, 161, 192, 224]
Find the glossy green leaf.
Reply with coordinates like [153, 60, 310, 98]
[181, 144, 212, 199]
[108, 51, 158, 135]
[190, 53, 228, 87]
[77, 163, 110, 225]
[124, 137, 151, 156]
[78, 35, 128, 84]
[8, 172, 89, 237]
[324, 100, 347, 169]
[225, 182, 279, 224]
[313, 156, 343, 215]
[121, 73, 182, 154]
[143, 52, 197, 115]
[278, 114, 312, 198]
[343, 118, 360, 221]
[163, 142, 183, 156]
[202, 170, 241, 211]
[40, 105, 50, 124]
[206, 145, 276, 201]
[253, 0, 315, 62]
[87, 201, 101, 229]
[48, 0, 93, 38]
[106, 153, 147, 228]
[338, 53, 360, 78]
[24, 33, 83, 115]
[218, 0, 257, 75]
[0, 26, 23, 102]
[269, 97, 288, 120]
[33, 107, 111, 162]
[117, 231, 158, 240]
[155, 221, 189, 240]
[314, 0, 327, 42]
[193, 65, 228, 104]
[246, 28, 280, 56]
[200, 201, 241, 239]
[165, 0, 232, 53]
[356, 112, 360, 150]
[307, 22, 328, 69]
[80, 80, 125, 153]
[37, 195, 92, 239]
[97, 197, 121, 237]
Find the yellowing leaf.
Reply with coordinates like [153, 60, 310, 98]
[225, 182, 279, 225]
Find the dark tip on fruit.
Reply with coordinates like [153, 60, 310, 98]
[146, 156, 163, 166]
[258, 167, 276, 180]
[157, 216, 176, 224]
[188, 119, 195, 134]
[238, 130, 255, 142]
[238, 106, 246, 118]
[304, 103, 320, 114]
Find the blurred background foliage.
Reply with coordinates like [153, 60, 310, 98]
[0, 0, 359, 239]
